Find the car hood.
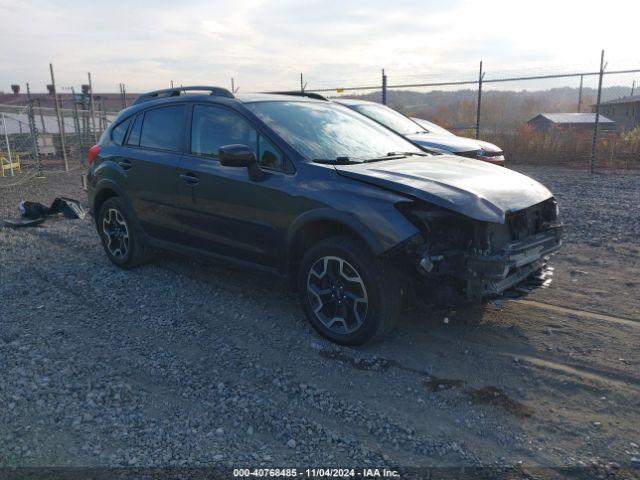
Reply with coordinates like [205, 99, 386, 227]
[406, 132, 502, 154]
[334, 156, 552, 223]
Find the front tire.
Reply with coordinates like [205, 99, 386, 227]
[297, 235, 400, 346]
[97, 197, 149, 268]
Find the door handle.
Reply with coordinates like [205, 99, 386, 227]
[180, 172, 200, 186]
[118, 159, 132, 170]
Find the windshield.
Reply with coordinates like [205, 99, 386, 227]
[411, 117, 454, 135]
[352, 103, 426, 135]
[245, 101, 422, 162]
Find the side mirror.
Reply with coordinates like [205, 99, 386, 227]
[218, 144, 265, 182]
[218, 144, 256, 167]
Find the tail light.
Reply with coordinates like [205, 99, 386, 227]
[87, 145, 101, 165]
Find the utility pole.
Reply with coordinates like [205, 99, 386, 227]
[475, 60, 485, 139]
[632, 80, 636, 96]
[50, 63, 69, 171]
[381, 69, 388, 105]
[591, 50, 606, 174]
[578, 75, 584, 112]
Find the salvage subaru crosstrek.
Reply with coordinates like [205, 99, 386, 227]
[87, 86, 562, 345]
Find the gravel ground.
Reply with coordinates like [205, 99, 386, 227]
[1, 166, 639, 478]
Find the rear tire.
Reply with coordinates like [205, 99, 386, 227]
[97, 197, 149, 268]
[297, 235, 400, 346]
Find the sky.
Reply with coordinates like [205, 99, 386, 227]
[0, 0, 638, 94]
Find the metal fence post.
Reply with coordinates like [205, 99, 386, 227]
[300, 73, 307, 93]
[50, 63, 69, 171]
[119, 83, 127, 110]
[97, 99, 103, 132]
[88, 72, 98, 143]
[381, 69, 387, 105]
[81, 90, 89, 135]
[26, 82, 42, 175]
[100, 99, 107, 132]
[31, 98, 46, 133]
[577, 75, 584, 112]
[71, 87, 84, 165]
[591, 50, 606, 174]
[475, 60, 484, 139]
[1, 113, 15, 176]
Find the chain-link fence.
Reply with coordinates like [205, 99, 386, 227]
[1, 52, 639, 196]
[0, 102, 117, 188]
[307, 55, 640, 170]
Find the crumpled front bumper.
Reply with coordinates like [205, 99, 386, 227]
[464, 224, 563, 300]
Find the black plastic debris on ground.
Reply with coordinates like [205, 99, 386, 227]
[2, 197, 86, 228]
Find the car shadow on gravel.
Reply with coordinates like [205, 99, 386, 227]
[148, 250, 543, 418]
[152, 248, 538, 363]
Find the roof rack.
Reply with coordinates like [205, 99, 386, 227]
[263, 91, 328, 101]
[132, 86, 234, 105]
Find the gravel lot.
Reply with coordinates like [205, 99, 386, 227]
[1, 166, 639, 478]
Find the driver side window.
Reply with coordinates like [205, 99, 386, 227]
[191, 105, 285, 171]
[191, 105, 257, 157]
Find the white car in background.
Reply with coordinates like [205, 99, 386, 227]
[335, 99, 506, 165]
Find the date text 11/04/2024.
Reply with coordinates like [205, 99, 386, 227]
[232, 468, 400, 477]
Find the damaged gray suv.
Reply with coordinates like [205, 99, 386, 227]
[86, 86, 562, 345]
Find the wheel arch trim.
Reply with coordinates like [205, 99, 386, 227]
[286, 209, 390, 262]
[91, 179, 129, 215]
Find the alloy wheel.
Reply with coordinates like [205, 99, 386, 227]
[306, 256, 368, 334]
[102, 208, 130, 260]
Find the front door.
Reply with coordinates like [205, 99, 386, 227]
[175, 104, 296, 268]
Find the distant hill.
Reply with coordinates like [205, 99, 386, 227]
[339, 86, 633, 131]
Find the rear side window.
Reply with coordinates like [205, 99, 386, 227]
[111, 118, 131, 145]
[140, 105, 186, 152]
[126, 114, 143, 146]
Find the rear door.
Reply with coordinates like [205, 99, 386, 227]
[175, 103, 297, 267]
[119, 104, 186, 241]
